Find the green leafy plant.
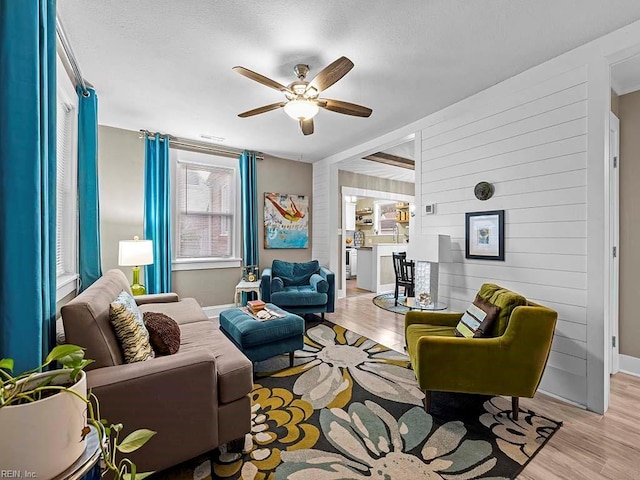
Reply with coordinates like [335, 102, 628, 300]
[0, 345, 156, 480]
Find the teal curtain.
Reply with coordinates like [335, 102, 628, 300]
[239, 151, 259, 304]
[0, 0, 57, 372]
[144, 135, 172, 293]
[77, 87, 102, 291]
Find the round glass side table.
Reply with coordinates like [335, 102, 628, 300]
[400, 297, 447, 311]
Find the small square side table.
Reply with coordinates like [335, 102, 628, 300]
[234, 280, 261, 306]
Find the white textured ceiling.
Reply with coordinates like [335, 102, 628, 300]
[612, 55, 640, 95]
[58, 1, 640, 162]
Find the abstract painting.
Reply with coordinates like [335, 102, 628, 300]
[264, 193, 309, 249]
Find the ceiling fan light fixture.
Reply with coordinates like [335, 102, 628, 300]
[284, 99, 319, 120]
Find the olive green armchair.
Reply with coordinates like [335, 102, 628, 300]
[405, 284, 557, 419]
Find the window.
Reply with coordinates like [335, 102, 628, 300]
[173, 151, 240, 269]
[376, 202, 397, 234]
[55, 54, 78, 299]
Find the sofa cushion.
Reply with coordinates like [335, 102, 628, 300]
[272, 260, 320, 286]
[138, 297, 207, 325]
[455, 295, 501, 338]
[109, 291, 154, 363]
[406, 324, 456, 359]
[179, 320, 253, 404]
[143, 312, 181, 355]
[478, 283, 527, 336]
[271, 286, 328, 307]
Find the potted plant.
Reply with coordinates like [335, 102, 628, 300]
[0, 345, 155, 480]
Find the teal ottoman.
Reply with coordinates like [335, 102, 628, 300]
[219, 304, 305, 366]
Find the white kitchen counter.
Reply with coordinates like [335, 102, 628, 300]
[357, 243, 408, 293]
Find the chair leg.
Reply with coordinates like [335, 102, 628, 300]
[394, 284, 399, 306]
[423, 390, 431, 413]
[289, 351, 295, 368]
[321, 312, 325, 320]
[512, 397, 519, 421]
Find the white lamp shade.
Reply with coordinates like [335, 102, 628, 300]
[118, 239, 154, 266]
[407, 235, 452, 263]
[284, 100, 319, 120]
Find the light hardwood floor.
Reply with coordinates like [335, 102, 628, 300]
[328, 292, 640, 480]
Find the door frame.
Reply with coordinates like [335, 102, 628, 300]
[609, 111, 620, 374]
[339, 186, 414, 298]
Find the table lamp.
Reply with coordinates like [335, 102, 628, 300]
[407, 234, 452, 306]
[118, 236, 154, 295]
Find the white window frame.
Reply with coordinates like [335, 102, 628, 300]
[171, 150, 242, 271]
[374, 200, 397, 235]
[55, 54, 78, 301]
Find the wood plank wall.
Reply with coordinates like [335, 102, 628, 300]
[420, 66, 589, 404]
[312, 162, 331, 267]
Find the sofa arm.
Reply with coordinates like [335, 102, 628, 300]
[87, 350, 219, 471]
[271, 277, 284, 293]
[134, 293, 180, 305]
[260, 268, 273, 302]
[309, 273, 329, 293]
[319, 267, 335, 313]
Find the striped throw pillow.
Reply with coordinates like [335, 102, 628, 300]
[455, 294, 501, 338]
[110, 291, 153, 363]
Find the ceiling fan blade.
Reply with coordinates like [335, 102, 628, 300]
[318, 98, 372, 117]
[307, 56, 354, 94]
[233, 66, 293, 94]
[238, 102, 286, 118]
[300, 118, 314, 135]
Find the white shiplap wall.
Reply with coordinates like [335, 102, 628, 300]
[421, 66, 589, 404]
[312, 161, 330, 267]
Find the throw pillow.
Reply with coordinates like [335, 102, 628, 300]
[455, 294, 501, 338]
[143, 312, 181, 356]
[109, 291, 154, 363]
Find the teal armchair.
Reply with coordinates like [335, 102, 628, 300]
[260, 260, 335, 318]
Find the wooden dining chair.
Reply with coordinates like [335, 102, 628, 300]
[392, 252, 415, 306]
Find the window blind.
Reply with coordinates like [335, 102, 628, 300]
[56, 100, 74, 277]
[176, 162, 234, 259]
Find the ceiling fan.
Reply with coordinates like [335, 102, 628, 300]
[233, 56, 372, 136]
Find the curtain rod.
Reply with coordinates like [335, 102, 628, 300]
[56, 15, 89, 95]
[139, 130, 264, 160]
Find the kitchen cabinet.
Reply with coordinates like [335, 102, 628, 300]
[346, 202, 356, 231]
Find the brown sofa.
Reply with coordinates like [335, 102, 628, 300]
[60, 269, 253, 473]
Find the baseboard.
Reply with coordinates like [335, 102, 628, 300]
[620, 354, 640, 378]
[202, 303, 236, 319]
[536, 388, 587, 409]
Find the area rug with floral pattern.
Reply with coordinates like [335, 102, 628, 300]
[157, 320, 562, 480]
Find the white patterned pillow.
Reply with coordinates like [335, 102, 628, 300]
[109, 291, 153, 363]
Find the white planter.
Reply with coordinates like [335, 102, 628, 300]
[0, 369, 87, 480]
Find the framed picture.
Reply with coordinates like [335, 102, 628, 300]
[465, 210, 505, 261]
[264, 193, 309, 249]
